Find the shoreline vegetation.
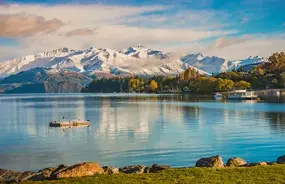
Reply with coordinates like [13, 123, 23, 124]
[82, 52, 285, 95]
[2, 154, 285, 183]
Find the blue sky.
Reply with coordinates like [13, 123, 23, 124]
[0, 0, 284, 60]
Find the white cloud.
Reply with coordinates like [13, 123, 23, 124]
[206, 34, 285, 59]
[64, 28, 96, 37]
[162, 34, 285, 60]
[0, 13, 63, 37]
[0, 3, 236, 60]
[210, 35, 253, 49]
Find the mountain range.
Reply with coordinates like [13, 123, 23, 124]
[0, 46, 267, 93]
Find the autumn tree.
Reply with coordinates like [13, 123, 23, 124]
[149, 80, 158, 92]
[234, 80, 251, 89]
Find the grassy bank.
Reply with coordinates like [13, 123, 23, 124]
[23, 164, 285, 184]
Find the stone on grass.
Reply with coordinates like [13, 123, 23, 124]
[102, 166, 119, 174]
[50, 164, 68, 179]
[54, 162, 104, 179]
[0, 169, 39, 183]
[226, 157, 247, 167]
[277, 155, 285, 164]
[119, 165, 146, 174]
[247, 162, 268, 167]
[195, 155, 224, 168]
[149, 164, 171, 173]
[267, 162, 277, 165]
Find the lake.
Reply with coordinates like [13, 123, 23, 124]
[0, 93, 285, 171]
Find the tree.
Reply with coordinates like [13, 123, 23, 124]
[234, 80, 251, 89]
[216, 71, 242, 82]
[215, 78, 226, 91]
[223, 79, 234, 91]
[263, 52, 285, 80]
[189, 77, 217, 93]
[149, 80, 158, 92]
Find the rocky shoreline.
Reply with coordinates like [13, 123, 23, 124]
[1, 154, 285, 183]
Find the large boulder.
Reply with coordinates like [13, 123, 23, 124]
[195, 155, 224, 168]
[102, 166, 119, 174]
[149, 164, 171, 173]
[226, 157, 247, 167]
[119, 165, 146, 174]
[277, 155, 285, 164]
[54, 162, 104, 179]
[0, 169, 39, 183]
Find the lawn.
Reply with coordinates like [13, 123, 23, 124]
[23, 165, 285, 184]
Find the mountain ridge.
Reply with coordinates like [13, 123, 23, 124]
[0, 46, 267, 77]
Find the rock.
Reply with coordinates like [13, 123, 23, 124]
[29, 167, 56, 181]
[149, 164, 171, 173]
[195, 155, 224, 168]
[102, 166, 119, 174]
[277, 155, 285, 164]
[247, 162, 268, 167]
[226, 157, 247, 167]
[0, 169, 39, 183]
[267, 162, 277, 165]
[54, 162, 104, 179]
[119, 165, 146, 174]
[144, 167, 150, 173]
[50, 164, 68, 179]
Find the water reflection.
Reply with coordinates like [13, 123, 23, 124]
[0, 94, 284, 171]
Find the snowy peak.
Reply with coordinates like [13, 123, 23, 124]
[0, 46, 267, 78]
[181, 53, 267, 74]
[120, 46, 171, 60]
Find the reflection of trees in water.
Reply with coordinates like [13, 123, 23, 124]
[265, 112, 285, 133]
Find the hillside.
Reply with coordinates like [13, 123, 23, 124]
[0, 68, 92, 93]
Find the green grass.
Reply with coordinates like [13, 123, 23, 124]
[23, 165, 285, 184]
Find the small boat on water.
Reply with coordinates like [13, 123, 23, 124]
[49, 118, 90, 128]
[214, 93, 223, 100]
[228, 90, 258, 100]
[276, 90, 281, 97]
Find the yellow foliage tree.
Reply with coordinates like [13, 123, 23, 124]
[149, 80, 158, 92]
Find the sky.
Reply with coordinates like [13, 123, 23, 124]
[0, 0, 284, 60]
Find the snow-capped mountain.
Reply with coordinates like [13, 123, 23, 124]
[0, 46, 209, 77]
[0, 46, 267, 78]
[120, 46, 170, 59]
[181, 54, 267, 74]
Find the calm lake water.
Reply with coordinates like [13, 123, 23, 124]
[0, 93, 285, 171]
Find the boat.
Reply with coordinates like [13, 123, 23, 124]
[49, 118, 90, 128]
[276, 90, 281, 97]
[214, 93, 223, 100]
[228, 90, 258, 100]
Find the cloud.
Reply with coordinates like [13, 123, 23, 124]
[0, 4, 166, 26]
[0, 13, 63, 37]
[205, 34, 285, 59]
[241, 17, 249, 24]
[0, 3, 235, 60]
[121, 10, 230, 29]
[162, 34, 285, 60]
[210, 35, 253, 49]
[65, 28, 96, 37]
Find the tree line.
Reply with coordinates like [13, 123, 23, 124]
[82, 52, 285, 94]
